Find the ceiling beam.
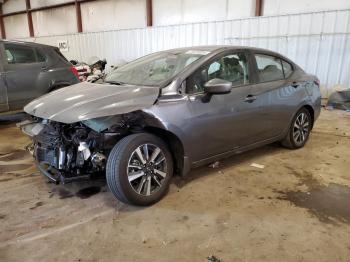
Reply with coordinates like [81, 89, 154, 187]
[146, 0, 152, 27]
[75, 0, 83, 33]
[0, 0, 96, 17]
[25, 0, 34, 37]
[255, 0, 263, 16]
[0, 4, 5, 39]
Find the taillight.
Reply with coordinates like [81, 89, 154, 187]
[314, 78, 320, 87]
[70, 66, 80, 81]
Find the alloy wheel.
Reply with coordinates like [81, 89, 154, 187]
[127, 143, 167, 196]
[292, 112, 310, 145]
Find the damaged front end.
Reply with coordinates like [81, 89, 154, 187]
[19, 114, 141, 184]
[19, 81, 161, 184]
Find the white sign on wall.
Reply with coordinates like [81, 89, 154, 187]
[58, 40, 69, 52]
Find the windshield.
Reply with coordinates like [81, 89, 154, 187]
[104, 50, 209, 87]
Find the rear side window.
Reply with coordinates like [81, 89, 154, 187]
[282, 60, 293, 78]
[255, 54, 284, 82]
[4, 43, 37, 64]
[54, 48, 69, 62]
[36, 48, 46, 62]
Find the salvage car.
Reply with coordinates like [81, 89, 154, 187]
[0, 40, 79, 113]
[20, 46, 321, 206]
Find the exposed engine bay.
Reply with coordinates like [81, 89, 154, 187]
[19, 113, 143, 184]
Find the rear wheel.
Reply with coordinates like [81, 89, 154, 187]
[106, 133, 173, 206]
[281, 108, 312, 149]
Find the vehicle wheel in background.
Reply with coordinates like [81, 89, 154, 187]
[281, 108, 312, 149]
[106, 133, 173, 206]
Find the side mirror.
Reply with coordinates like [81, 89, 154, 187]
[204, 78, 232, 95]
[201, 78, 232, 103]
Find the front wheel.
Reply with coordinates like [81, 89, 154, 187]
[106, 133, 173, 206]
[281, 108, 312, 149]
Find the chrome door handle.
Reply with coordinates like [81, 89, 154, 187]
[245, 95, 257, 103]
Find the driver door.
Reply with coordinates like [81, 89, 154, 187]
[185, 50, 260, 162]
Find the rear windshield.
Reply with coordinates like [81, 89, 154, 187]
[54, 48, 69, 62]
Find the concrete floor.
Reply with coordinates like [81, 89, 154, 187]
[0, 109, 349, 262]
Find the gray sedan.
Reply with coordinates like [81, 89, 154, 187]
[22, 46, 321, 206]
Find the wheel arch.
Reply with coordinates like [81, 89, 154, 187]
[142, 126, 186, 176]
[48, 79, 75, 92]
[282, 103, 316, 140]
[84, 110, 189, 176]
[301, 104, 315, 129]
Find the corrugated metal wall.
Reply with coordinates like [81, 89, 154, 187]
[20, 9, 350, 95]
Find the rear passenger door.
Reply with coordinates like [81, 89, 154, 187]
[248, 52, 304, 142]
[2, 43, 47, 110]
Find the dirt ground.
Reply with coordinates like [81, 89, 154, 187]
[0, 109, 349, 262]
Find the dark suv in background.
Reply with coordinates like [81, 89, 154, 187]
[0, 40, 79, 113]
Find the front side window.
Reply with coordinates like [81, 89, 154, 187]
[105, 50, 209, 87]
[187, 53, 249, 94]
[4, 43, 37, 64]
[255, 54, 284, 82]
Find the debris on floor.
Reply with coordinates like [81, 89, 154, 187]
[207, 255, 220, 262]
[70, 57, 127, 82]
[71, 57, 107, 82]
[209, 161, 220, 168]
[250, 163, 265, 169]
[326, 89, 350, 111]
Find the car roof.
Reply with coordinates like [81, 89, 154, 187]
[0, 39, 55, 49]
[164, 45, 277, 53]
[165, 45, 297, 67]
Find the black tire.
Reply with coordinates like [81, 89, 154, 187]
[281, 107, 312, 149]
[106, 133, 173, 206]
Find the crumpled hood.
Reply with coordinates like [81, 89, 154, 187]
[24, 82, 159, 124]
